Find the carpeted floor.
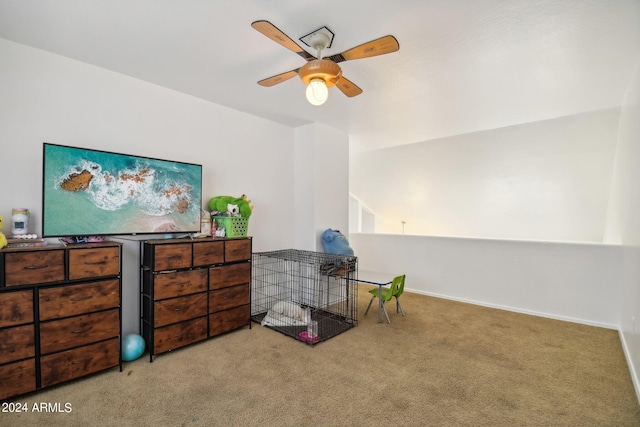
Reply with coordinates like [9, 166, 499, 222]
[4, 284, 640, 426]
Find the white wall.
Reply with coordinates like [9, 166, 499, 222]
[293, 123, 349, 251]
[350, 109, 620, 242]
[0, 38, 298, 251]
[605, 56, 640, 398]
[0, 38, 297, 334]
[350, 233, 622, 328]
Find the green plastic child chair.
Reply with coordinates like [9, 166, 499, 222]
[364, 274, 406, 323]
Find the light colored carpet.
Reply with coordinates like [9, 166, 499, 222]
[4, 284, 640, 426]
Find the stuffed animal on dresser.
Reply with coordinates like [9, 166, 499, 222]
[208, 194, 253, 218]
[0, 214, 7, 249]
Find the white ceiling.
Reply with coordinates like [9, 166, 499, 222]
[0, 0, 638, 153]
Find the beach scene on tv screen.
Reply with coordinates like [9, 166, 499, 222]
[43, 144, 202, 236]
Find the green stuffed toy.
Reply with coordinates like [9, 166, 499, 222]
[0, 214, 7, 249]
[208, 194, 253, 218]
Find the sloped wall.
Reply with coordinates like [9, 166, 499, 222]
[350, 109, 620, 242]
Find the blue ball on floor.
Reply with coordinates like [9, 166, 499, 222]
[122, 334, 145, 361]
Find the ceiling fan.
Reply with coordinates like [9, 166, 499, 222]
[251, 20, 400, 106]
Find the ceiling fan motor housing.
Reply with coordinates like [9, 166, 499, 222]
[251, 20, 398, 98]
[298, 59, 342, 87]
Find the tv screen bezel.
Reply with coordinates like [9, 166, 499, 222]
[42, 143, 203, 238]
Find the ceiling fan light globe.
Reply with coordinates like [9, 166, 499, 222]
[306, 78, 328, 106]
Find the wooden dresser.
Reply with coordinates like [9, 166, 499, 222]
[0, 242, 122, 400]
[141, 237, 251, 361]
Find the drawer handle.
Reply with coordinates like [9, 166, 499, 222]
[24, 264, 49, 270]
[174, 307, 183, 312]
[72, 357, 93, 365]
[174, 333, 184, 338]
[166, 255, 182, 259]
[72, 326, 93, 334]
[71, 295, 93, 302]
[84, 260, 107, 265]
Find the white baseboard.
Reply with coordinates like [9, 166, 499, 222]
[619, 330, 640, 405]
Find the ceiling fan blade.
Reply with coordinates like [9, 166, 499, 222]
[252, 20, 316, 61]
[258, 69, 300, 87]
[335, 76, 363, 97]
[327, 35, 399, 63]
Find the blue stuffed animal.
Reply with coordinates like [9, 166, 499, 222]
[321, 229, 354, 256]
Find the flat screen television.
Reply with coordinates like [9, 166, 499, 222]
[42, 143, 202, 237]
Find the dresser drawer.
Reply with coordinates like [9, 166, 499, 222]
[154, 292, 208, 328]
[4, 250, 65, 286]
[0, 289, 33, 327]
[210, 262, 251, 289]
[150, 243, 192, 271]
[193, 240, 224, 266]
[68, 247, 120, 280]
[225, 239, 251, 262]
[153, 269, 207, 300]
[153, 316, 207, 354]
[39, 308, 120, 354]
[40, 337, 119, 388]
[209, 284, 250, 313]
[0, 324, 35, 364]
[0, 358, 36, 400]
[209, 305, 250, 337]
[39, 279, 119, 321]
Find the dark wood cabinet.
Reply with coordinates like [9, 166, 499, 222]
[141, 237, 251, 361]
[0, 242, 122, 400]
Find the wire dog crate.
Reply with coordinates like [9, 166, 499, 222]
[252, 249, 358, 345]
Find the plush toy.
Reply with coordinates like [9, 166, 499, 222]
[0, 215, 7, 249]
[208, 194, 253, 218]
[321, 229, 354, 256]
